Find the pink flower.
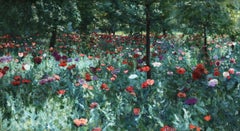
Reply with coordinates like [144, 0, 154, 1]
[57, 90, 66, 95]
[146, 79, 154, 85]
[228, 68, 235, 74]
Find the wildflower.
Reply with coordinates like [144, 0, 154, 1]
[223, 72, 230, 78]
[22, 79, 31, 84]
[107, 66, 114, 71]
[167, 71, 173, 75]
[192, 64, 208, 80]
[11, 81, 21, 86]
[92, 127, 102, 131]
[22, 64, 30, 71]
[53, 74, 60, 81]
[230, 58, 236, 63]
[215, 60, 221, 66]
[141, 81, 149, 88]
[133, 108, 140, 115]
[33, 56, 42, 64]
[204, 115, 211, 121]
[176, 67, 186, 74]
[14, 76, 22, 81]
[101, 83, 109, 91]
[59, 60, 67, 67]
[208, 79, 218, 87]
[177, 92, 186, 98]
[73, 118, 88, 126]
[140, 65, 150, 72]
[18, 52, 24, 57]
[160, 125, 176, 131]
[189, 124, 196, 130]
[57, 90, 66, 95]
[128, 74, 138, 79]
[152, 62, 162, 67]
[185, 98, 197, 105]
[85, 73, 92, 81]
[126, 86, 134, 93]
[213, 68, 220, 76]
[89, 102, 98, 109]
[146, 79, 154, 85]
[67, 64, 76, 70]
[228, 68, 235, 74]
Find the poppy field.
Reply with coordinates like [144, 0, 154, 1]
[0, 33, 240, 131]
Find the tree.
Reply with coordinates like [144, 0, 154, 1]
[176, 0, 233, 63]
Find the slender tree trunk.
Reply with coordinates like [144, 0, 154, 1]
[203, 25, 209, 64]
[49, 26, 57, 48]
[145, 2, 151, 79]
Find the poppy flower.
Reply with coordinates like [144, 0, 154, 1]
[213, 68, 220, 76]
[185, 98, 197, 105]
[141, 81, 148, 88]
[177, 92, 186, 98]
[160, 125, 176, 131]
[92, 127, 102, 131]
[101, 83, 109, 91]
[22, 79, 31, 84]
[204, 115, 211, 121]
[73, 118, 88, 126]
[85, 73, 92, 81]
[3, 66, 9, 71]
[215, 60, 221, 66]
[107, 66, 114, 71]
[146, 79, 154, 85]
[11, 81, 21, 86]
[126, 86, 134, 93]
[14, 76, 22, 81]
[133, 108, 140, 115]
[140, 65, 150, 72]
[189, 124, 196, 130]
[176, 67, 186, 74]
[67, 64, 76, 70]
[228, 68, 235, 74]
[57, 90, 66, 95]
[59, 60, 67, 67]
[33, 56, 42, 64]
[89, 102, 98, 109]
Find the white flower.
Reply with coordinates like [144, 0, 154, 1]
[208, 79, 218, 87]
[223, 72, 230, 78]
[128, 74, 138, 79]
[23, 64, 31, 70]
[152, 62, 162, 67]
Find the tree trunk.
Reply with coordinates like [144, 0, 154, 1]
[145, 2, 151, 79]
[49, 26, 57, 48]
[203, 25, 209, 64]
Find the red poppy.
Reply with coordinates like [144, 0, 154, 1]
[204, 115, 211, 121]
[160, 125, 176, 131]
[57, 90, 66, 95]
[140, 65, 150, 72]
[11, 81, 21, 86]
[92, 127, 102, 131]
[14, 76, 22, 81]
[176, 68, 186, 74]
[101, 83, 109, 91]
[177, 92, 186, 98]
[133, 108, 140, 115]
[67, 64, 76, 70]
[59, 60, 67, 67]
[85, 73, 92, 81]
[141, 81, 148, 88]
[213, 68, 220, 76]
[125, 86, 134, 93]
[89, 102, 98, 109]
[106, 66, 114, 71]
[22, 79, 31, 84]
